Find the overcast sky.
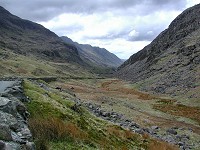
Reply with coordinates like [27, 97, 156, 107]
[0, 0, 200, 59]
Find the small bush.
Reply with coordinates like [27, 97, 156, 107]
[148, 140, 179, 150]
[35, 138, 49, 150]
[29, 117, 88, 143]
[107, 126, 123, 138]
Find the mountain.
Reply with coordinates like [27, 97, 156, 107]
[121, 59, 127, 62]
[0, 6, 83, 64]
[61, 36, 123, 68]
[116, 4, 200, 98]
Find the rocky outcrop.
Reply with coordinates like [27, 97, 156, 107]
[116, 4, 200, 97]
[0, 79, 35, 150]
[84, 102, 199, 150]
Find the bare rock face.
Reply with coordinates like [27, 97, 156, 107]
[116, 4, 200, 97]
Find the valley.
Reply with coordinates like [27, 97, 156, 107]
[0, 76, 199, 149]
[0, 3, 200, 150]
[51, 78, 200, 148]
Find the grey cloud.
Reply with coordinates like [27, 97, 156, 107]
[83, 29, 130, 40]
[54, 25, 84, 36]
[127, 31, 157, 41]
[150, 0, 186, 9]
[127, 23, 167, 41]
[82, 23, 163, 42]
[0, 0, 187, 21]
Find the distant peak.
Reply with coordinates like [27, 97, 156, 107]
[0, 6, 11, 14]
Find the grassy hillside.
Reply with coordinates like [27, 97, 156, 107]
[0, 48, 93, 78]
[23, 79, 178, 150]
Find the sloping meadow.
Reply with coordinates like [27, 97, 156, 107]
[23, 79, 178, 150]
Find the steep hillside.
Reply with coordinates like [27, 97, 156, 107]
[0, 6, 83, 64]
[116, 4, 200, 98]
[61, 36, 123, 68]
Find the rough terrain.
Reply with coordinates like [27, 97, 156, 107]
[53, 78, 200, 150]
[19, 78, 179, 150]
[116, 4, 200, 99]
[0, 6, 83, 65]
[0, 79, 35, 149]
[0, 4, 200, 150]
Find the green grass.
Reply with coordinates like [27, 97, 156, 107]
[0, 49, 94, 78]
[27, 101, 66, 119]
[23, 80, 156, 150]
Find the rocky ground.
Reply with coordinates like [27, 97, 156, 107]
[1, 78, 199, 150]
[83, 102, 196, 150]
[116, 4, 200, 99]
[53, 78, 200, 150]
[0, 79, 35, 150]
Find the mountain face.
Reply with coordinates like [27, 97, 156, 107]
[0, 6, 83, 64]
[61, 36, 123, 68]
[116, 4, 200, 98]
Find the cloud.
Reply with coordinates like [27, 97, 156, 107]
[186, 0, 200, 7]
[128, 30, 139, 38]
[0, 0, 187, 21]
[0, 0, 199, 59]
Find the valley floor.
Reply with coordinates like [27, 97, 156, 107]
[51, 78, 200, 149]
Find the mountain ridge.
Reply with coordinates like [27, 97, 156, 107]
[61, 36, 123, 68]
[116, 4, 200, 98]
[0, 6, 84, 64]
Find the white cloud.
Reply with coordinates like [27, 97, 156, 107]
[186, 0, 200, 7]
[39, 9, 182, 59]
[147, 31, 153, 35]
[128, 30, 139, 37]
[100, 39, 151, 59]
[1, 0, 200, 59]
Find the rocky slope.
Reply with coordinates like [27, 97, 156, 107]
[0, 6, 83, 64]
[61, 36, 123, 68]
[0, 79, 35, 149]
[116, 4, 200, 98]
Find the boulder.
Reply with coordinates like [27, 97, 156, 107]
[151, 126, 159, 130]
[24, 142, 36, 150]
[0, 140, 5, 150]
[163, 135, 176, 144]
[178, 142, 184, 146]
[167, 128, 177, 135]
[4, 142, 21, 150]
[102, 111, 110, 117]
[4, 84, 28, 102]
[0, 124, 12, 141]
[134, 129, 144, 134]
[0, 97, 17, 116]
[0, 111, 19, 131]
[11, 131, 26, 144]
